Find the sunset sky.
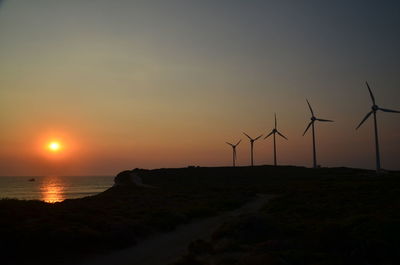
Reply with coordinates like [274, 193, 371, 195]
[1, 0, 399, 176]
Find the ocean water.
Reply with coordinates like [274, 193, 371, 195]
[0, 176, 114, 203]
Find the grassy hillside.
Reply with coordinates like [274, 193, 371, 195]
[0, 166, 398, 264]
[170, 168, 400, 265]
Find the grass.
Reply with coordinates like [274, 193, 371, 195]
[172, 168, 400, 265]
[1, 166, 399, 264]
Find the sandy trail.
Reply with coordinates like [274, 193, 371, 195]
[75, 194, 273, 265]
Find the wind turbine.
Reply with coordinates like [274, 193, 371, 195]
[225, 140, 241, 167]
[356, 81, 400, 173]
[264, 113, 288, 166]
[243, 132, 263, 166]
[303, 99, 334, 168]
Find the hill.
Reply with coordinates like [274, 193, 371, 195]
[0, 166, 399, 264]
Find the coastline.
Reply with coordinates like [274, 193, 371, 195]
[0, 175, 113, 202]
[1, 166, 399, 265]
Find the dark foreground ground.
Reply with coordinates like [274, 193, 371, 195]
[1, 166, 399, 265]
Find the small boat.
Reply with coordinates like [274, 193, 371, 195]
[28, 178, 35, 182]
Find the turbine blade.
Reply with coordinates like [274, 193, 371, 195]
[316, 118, 334, 122]
[264, 131, 274, 139]
[254, 134, 263, 141]
[236, 139, 242, 146]
[303, 121, 313, 136]
[226, 142, 234, 147]
[379, 107, 400, 113]
[356, 111, 373, 129]
[277, 131, 288, 140]
[306, 99, 314, 116]
[243, 132, 252, 140]
[274, 113, 277, 129]
[366, 81, 376, 105]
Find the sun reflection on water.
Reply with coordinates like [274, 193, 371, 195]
[41, 176, 65, 203]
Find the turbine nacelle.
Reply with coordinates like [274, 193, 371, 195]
[226, 139, 242, 148]
[265, 114, 288, 140]
[226, 139, 241, 167]
[243, 132, 263, 142]
[243, 132, 262, 166]
[356, 81, 400, 173]
[303, 99, 334, 168]
[303, 100, 333, 136]
[357, 82, 400, 130]
[264, 113, 288, 166]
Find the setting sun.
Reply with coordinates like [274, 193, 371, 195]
[48, 141, 61, 152]
[37, 133, 75, 161]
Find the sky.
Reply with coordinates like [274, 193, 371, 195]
[0, 0, 399, 176]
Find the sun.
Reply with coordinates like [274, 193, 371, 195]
[48, 141, 61, 152]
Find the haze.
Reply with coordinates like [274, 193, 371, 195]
[0, 0, 399, 176]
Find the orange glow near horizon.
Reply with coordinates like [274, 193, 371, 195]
[1, 1, 400, 177]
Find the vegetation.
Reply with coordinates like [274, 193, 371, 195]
[171, 168, 400, 265]
[1, 166, 399, 264]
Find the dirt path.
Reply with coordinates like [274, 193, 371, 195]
[75, 194, 273, 265]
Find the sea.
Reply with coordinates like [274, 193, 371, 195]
[0, 175, 114, 203]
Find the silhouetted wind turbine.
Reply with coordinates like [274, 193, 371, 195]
[264, 113, 288, 166]
[225, 140, 241, 167]
[356, 81, 400, 173]
[243, 132, 263, 166]
[303, 99, 333, 168]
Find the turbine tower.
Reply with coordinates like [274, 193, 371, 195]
[243, 132, 263, 166]
[356, 81, 400, 173]
[264, 113, 288, 166]
[225, 140, 241, 167]
[303, 99, 334, 168]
